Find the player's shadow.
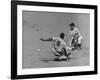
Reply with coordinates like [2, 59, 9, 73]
[41, 58, 68, 63]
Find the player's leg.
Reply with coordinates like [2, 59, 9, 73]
[52, 48, 66, 61]
[77, 36, 83, 49]
[54, 48, 68, 61]
[69, 37, 75, 50]
[63, 47, 71, 59]
[52, 48, 60, 56]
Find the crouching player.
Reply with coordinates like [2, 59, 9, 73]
[40, 33, 71, 61]
[68, 22, 83, 50]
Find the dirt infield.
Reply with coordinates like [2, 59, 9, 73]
[22, 47, 89, 69]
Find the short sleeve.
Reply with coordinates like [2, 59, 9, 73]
[75, 28, 80, 35]
[52, 37, 57, 40]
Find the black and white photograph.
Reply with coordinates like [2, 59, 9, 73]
[11, 1, 97, 79]
[22, 11, 89, 69]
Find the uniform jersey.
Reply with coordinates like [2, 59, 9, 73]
[69, 27, 81, 38]
[52, 37, 66, 52]
[69, 27, 83, 45]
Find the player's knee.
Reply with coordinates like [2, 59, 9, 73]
[52, 48, 60, 56]
[78, 36, 83, 44]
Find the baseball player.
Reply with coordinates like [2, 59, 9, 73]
[40, 33, 71, 60]
[68, 22, 83, 50]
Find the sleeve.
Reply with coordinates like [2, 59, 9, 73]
[69, 31, 73, 36]
[52, 37, 57, 40]
[75, 28, 80, 36]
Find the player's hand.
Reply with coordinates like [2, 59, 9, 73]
[40, 38, 44, 41]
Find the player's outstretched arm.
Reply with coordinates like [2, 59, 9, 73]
[40, 38, 53, 41]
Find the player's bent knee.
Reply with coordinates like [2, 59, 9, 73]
[52, 48, 60, 56]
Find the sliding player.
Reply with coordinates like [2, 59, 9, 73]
[40, 33, 71, 60]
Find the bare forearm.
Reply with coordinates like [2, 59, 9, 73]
[40, 38, 53, 41]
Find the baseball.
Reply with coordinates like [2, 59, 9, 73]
[37, 49, 40, 52]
